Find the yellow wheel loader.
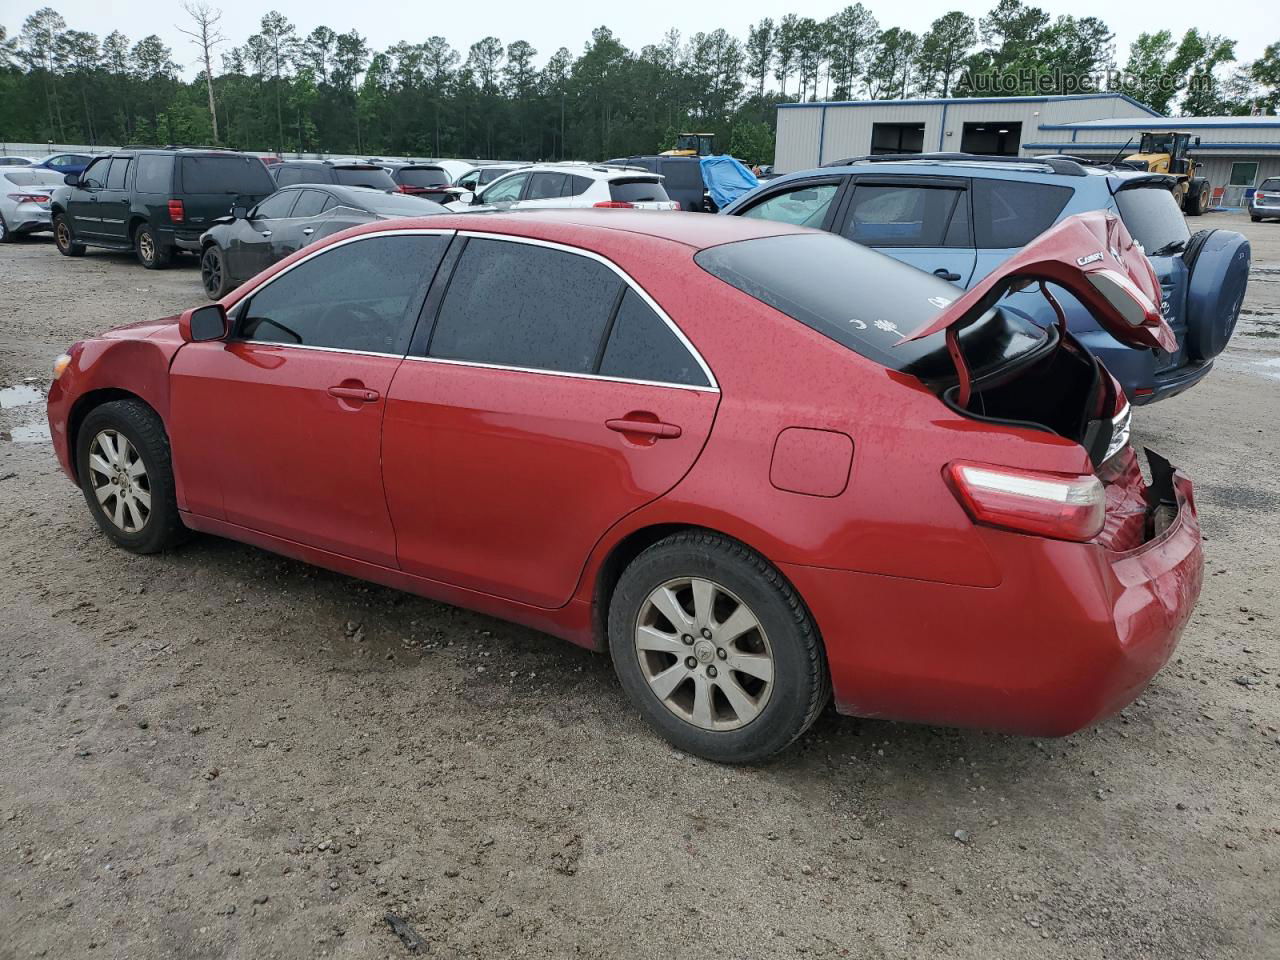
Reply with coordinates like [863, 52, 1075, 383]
[1125, 132, 1211, 216]
[661, 133, 716, 158]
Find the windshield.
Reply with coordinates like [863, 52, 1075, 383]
[397, 167, 451, 187]
[358, 191, 447, 216]
[334, 166, 398, 191]
[695, 233, 1047, 378]
[179, 155, 276, 194]
[1115, 185, 1191, 252]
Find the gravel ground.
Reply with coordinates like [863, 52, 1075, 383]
[0, 213, 1277, 960]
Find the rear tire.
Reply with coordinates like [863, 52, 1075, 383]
[1183, 179, 1208, 216]
[134, 223, 172, 269]
[608, 531, 829, 763]
[76, 399, 186, 555]
[200, 244, 233, 299]
[0, 214, 12, 243]
[1252, 215, 1262, 223]
[54, 214, 85, 256]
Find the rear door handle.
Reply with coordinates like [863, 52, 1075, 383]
[327, 385, 380, 403]
[606, 418, 682, 439]
[301, 227, 314, 236]
[260, 230, 272, 237]
[933, 268, 962, 281]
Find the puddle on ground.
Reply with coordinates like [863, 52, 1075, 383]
[7, 422, 51, 443]
[0, 383, 44, 409]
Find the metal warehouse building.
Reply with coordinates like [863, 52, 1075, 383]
[775, 93, 1280, 203]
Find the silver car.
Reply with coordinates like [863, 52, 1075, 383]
[0, 168, 64, 242]
[1249, 177, 1280, 222]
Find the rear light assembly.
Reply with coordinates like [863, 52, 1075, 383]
[7, 193, 51, 203]
[168, 199, 185, 222]
[594, 201, 634, 208]
[946, 461, 1106, 543]
[1257, 192, 1269, 202]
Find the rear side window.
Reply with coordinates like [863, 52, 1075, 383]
[972, 179, 1072, 248]
[564, 174, 593, 196]
[428, 238, 622, 374]
[105, 157, 131, 189]
[842, 184, 968, 247]
[134, 154, 173, 193]
[239, 234, 446, 353]
[180, 155, 277, 194]
[275, 165, 308, 186]
[333, 166, 397, 191]
[527, 172, 567, 200]
[360, 192, 446, 216]
[599, 289, 709, 387]
[1114, 185, 1192, 252]
[610, 179, 670, 203]
[289, 189, 328, 218]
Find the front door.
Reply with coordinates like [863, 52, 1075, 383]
[68, 156, 112, 239]
[835, 176, 976, 287]
[169, 230, 452, 566]
[382, 235, 719, 608]
[227, 189, 301, 281]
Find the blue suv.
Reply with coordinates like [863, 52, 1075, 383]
[721, 153, 1250, 404]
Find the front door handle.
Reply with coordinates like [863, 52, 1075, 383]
[327, 385, 380, 403]
[301, 227, 314, 236]
[260, 230, 272, 237]
[606, 417, 682, 439]
[933, 268, 962, 282]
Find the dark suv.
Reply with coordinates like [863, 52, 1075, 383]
[50, 148, 277, 269]
[271, 160, 398, 192]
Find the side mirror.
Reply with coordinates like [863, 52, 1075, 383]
[231, 204, 249, 220]
[459, 190, 476, 205]
[180, 303, 229, 341]
[64, 173, 80, 186]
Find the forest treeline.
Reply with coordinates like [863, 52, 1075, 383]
[2, 2, 1277, 165]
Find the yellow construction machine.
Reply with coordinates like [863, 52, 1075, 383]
[1125, 131, 1211, 216]
[661, 133, 716, 157]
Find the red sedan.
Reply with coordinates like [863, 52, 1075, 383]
[46, 209, 1202, 762]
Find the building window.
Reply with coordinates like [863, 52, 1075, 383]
[1229, 162, 1259, 186]
[960, 122, 1022, 156]
[870, 123, 925, 156]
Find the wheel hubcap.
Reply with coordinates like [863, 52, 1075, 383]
[88, 429, 151, 533]
[139, 233, 153, 260]
[634, 577, 773, 732]
[57, 222, 68, 245]
[202, 251, 221, 294]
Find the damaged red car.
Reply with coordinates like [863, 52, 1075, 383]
[46, 209, 1203, 762]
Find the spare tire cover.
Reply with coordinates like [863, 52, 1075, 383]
[1184, 229, 1250, 362]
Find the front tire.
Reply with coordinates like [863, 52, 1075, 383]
[608, 531, 829, 763]
[134, 223, 172, 269]
[54, 214, 85, 256]
[0, 213, 12, 243]
[200, 244, 233, 299]
[76, 399, 186, 554]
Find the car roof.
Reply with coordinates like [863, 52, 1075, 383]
[343, 208, 809, 251]
[498, 162, 662, 181]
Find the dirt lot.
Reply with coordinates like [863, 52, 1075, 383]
[1, 213, 1277, 960]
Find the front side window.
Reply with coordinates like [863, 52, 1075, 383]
[456, 171, 480, 191]
[481, 173, 529, 203]
[105, 157, 131, 190]
[428, 238, 622, 374]
[599, 289, 709, 387]
[81, 157, 111, 189]
[972, 179, 1072, 248]
[253, 191, 299, 220]
[741, 182, 838, 228]
[238, 234, 447, 353]
[842, 184, 968, 247]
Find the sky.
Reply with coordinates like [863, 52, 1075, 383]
[4, 0, 1270, 79]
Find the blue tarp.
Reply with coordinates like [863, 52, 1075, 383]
[699, 155, 759, 210]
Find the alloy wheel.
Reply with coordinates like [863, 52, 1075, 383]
[138, 231, 155, 264]
[87, 429, 151, 533]
[201, 248, 222, 297]
[634, 576, 774, 731]
[55, 220, 69, 248]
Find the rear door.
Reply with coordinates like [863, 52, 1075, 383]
[382, 234, 719, 608]
[169, 230, 451, 565]
[97, 155, 133, 244]
[968, 177, 1075, 285]
[513, 171, 568, 209]
[834, 176, 976, 287]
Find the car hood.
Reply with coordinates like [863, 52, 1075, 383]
[101, 315, 182, 341]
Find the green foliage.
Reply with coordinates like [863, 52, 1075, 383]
[0, 4, 1262, 162]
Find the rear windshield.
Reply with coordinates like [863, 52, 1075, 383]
[610, 178, 670, 203]
[397, 167, 450, 187]
[1114, 184, 1191, 252]
[695, 233, 1046, 377]
[357, 191, 447, 216]
[334, 166, 397, 191]
[179, 155, 276, 194]
[3, 170, 63, 187]
[1260, 179, 1280, 191]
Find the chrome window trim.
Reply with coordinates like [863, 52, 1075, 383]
[449, 229, 719, 390]
[401, 355, 718, 394]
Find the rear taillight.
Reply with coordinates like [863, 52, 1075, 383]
[1257, 192, 1268, 201]
[168, 199, 185, 222]
[946, 461, 1106, 543]
[594, 201, 634, 208]
[8, 193, 50, 203]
